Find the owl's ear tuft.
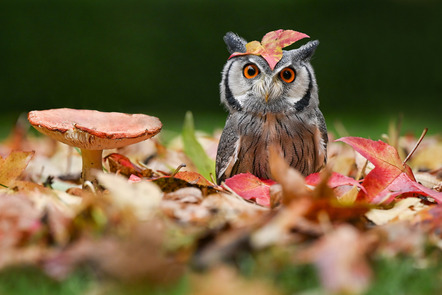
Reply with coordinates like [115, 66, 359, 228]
[224, 32, 247, 54]
[294, 40, 319, 61]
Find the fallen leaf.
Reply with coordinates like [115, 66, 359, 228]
[299, 225, 372, 295]
[224, 173, 275, 207]
[104, 153, 157, 178]
[306, 171, 366, 193]
[0, 193, 41, 249]
[411, 142, 442, 170]
[268, 145, 309, 204]
[370, 172, 442, 204]
[337, 137, 442, 204]
[365, 197, 426, 225]
[152, 171, 219, 194]
[44, 221, 185, 284]
[163, 187, 203, 204]
[97, 173, 163, 220]
[174, 171, 215, 187]
[0, 151, 34, 187]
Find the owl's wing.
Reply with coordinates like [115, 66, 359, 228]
[215, 114, 241, 184]
[314, 108, 328, 169]
[315, 109, 328, 149]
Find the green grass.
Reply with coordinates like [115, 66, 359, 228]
[366, 255, 442, 295]
[0, 266, 93, 295]
[0, 109, 439, 143]
[0, 252, 441, 294]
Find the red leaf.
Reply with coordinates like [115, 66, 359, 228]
[371, 173, 442, 204]
[104, 153, 156, 178]
[224, 173, 276, 207]
[306, 172, 366, 193]
[337, 137, 441, 204]
[229, 29, 309, 70]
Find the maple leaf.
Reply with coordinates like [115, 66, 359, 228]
[224, 173, 275, 207]
[337, 137, 442, 204]
[229, 29, 309, 70]
[0, 151, 34, 188]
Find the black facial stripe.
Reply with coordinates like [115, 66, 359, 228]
[224, 61, 243, 111]
[294, 66, 313, 112]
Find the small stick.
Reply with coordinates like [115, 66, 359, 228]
[403, 128, 428, 166]
[171, 164, 186, 177]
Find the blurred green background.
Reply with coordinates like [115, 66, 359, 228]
[1, 0, 441, 139]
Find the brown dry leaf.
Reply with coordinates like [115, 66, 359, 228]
[190, 265, 281, 295]
[97, 173, 162, 220]
[163, 187, 203, 203]
[327, 139, 356, 176]
[0, 194, 42, 249]
[44, 220, 185, 284]
[0, 151, 34, 187]
[414, 172, 441, 189]
[161, 187, 211, 224]
[251, 197, 318, 249]
[411, 142, 442, 171]
[161, 200, 212, 225]
[0, 246, 46, 270]
[201, 192, 268, 226]
[373, 221, 426, 257]
[411, 204, 442, 248]
[298, 225, 372, 295]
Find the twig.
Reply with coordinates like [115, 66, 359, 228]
[171, 164, 186, 177]
[403, 128, 428, 166]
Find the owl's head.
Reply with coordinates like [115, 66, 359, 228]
[220, 31, 320, 115]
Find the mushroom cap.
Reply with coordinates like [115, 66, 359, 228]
[28, 108, 162, 150]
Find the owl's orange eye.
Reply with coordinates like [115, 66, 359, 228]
[243, 64, 259, 79]
[279, 68, 296, 83]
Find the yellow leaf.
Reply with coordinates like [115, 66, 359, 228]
[0, 151, 34, 187]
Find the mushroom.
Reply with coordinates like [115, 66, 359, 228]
[28, 108, 162, 189]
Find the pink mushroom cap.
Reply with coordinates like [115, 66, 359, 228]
[28, 108, 162, 150]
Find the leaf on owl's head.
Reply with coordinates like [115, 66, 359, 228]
[229, 29, 309, 70]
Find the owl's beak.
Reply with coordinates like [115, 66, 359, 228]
[265, 92, 270, 103]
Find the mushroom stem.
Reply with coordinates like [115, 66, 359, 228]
[80, 149, 103, 188]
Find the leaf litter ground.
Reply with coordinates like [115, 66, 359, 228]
[0, 114, 441, 295]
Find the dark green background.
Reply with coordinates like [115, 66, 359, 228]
[1, 0, 441, 137]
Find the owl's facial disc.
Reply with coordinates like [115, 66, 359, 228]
[240, 62, 285, 103]
[252, 75, 284, 103]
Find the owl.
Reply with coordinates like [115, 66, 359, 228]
[215, 30, 328, 184]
